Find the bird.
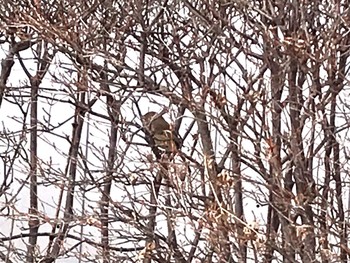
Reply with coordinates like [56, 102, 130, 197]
[142, 111, 180, 152]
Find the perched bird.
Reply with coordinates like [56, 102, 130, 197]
[142, 111, 180, 152]
[142, 111, 189, 181]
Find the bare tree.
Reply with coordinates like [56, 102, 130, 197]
[0, 0, 350, 262]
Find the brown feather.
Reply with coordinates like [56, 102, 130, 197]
[142, 112, 180, 151]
